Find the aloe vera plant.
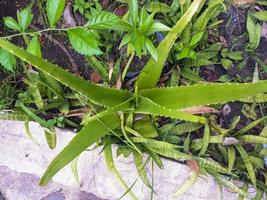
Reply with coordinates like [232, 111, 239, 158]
[1, 0, 267, 198]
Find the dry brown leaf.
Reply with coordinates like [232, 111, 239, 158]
[186, 160, 200, 172]
[180, 106, 219, 114]
[232, 0, 255, 6]
[90, 71, 102, 83]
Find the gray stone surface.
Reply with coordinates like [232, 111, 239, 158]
[0, 166, 104, 200]
[0, 120, 257, 200]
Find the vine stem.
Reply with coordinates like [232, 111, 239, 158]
[0, 26, 84, 40]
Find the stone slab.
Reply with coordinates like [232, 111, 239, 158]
[0, 120, 257, 200]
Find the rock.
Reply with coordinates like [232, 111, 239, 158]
[0, 120, 257, 200]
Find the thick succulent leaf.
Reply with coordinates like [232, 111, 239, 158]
[228, 146, 235, 172]
[133, 151, 151, 188]
[82, 98, 132, 125]
[196, 157, 229, 174]
[253, 11, 267, 22]
[40, 114, 119, 185]
[136, 0, 205, 90]
[136, 96, 207, 124]
[67, 28, 102, 56]
[211, 171, 249, 197]
[44, 128, 57, 149]
[104, 138, 138, 200]
[47, 0, 65, 28]
[139, 81, 267, 110]
[235, 144, 257, 187]
[193, 0, 224, 32]
[199, 123, 210, 156]
[0, 39, 132, 107]
[238, 135, 267, 144]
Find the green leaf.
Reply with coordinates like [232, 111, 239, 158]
[45, 128, 57, 149]
[211, 172, 249, 197]
[3, 17, 20, 31]
[87, 56, 109, 81]
[70, 156, 80, 185]
[228, 146, 235, 172]
[235, 144, 257, 187]
[199, 123, 210, 156]
[238, 135, 267, 144]
[144, 38, 158, 61]
[0, 48, 16, 71]
[136, 96, 207, 124]
[133, 151, 151, 188]
[104, 138, 138, 200]
[68, 28, 102, 56]
[189, 31, 204, 47]
[233, 116, 267, 136]
[129, 0, 138, 26]
[247, 15, 261, 50]
[40, 114, 119, 186]
[47, 0, 65, 28]
[139, 81, 267, 110]
[196, 157, 229, 173]
[170, 122, 203, 135]
[17, 5, 33, 31]
[85, 11, 122, 30]
[27, 36, 42, 58]
[253, 11, 267, 22]
[193, 1, 224, 32]
[146, 22, 172, 35]
[136, 0, 206, 90]
[148, 2, 171, 13]
[0, 39, 132, 107]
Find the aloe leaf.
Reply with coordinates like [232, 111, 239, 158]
[133, 151, 151, 188]
[173, 171, 199, 197]
[0, 112, 29, 121]
[139, 81, 267, 110]
[211, 171, 249, 197]
[235, 144, 257, 187]
[40, 114, 119, 186]
[144, 147, 164, 169]
[0, 39, 132, 107]
[24, 120, 39, 145]
[70, 156, 80, 185]
[228, 146, 235, 172]
[170, 122, 203, 135]
[199, 123, 210, 156]
[238, 135, 267, 144]
[82, 98, 132, 125]
[233, 116, 267, 136]
[104, 138, 138, 200]
[136, 96, 207, 124]
[131, 137, 181, 150]
[45, 128, 57, 149]
[193, 0, 224, 32]
[136, 0, 205, 90]
[196, 157, 229, 174]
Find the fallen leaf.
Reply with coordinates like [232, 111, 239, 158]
[90, 71, 102, 83]
[180, 106, 219, 114]
[232, 0, 255, 6]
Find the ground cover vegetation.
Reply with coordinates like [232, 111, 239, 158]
[1, 0, 267, 199]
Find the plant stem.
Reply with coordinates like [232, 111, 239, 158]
[121, 53, 135, 82]
[0, 26, 84, 40]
